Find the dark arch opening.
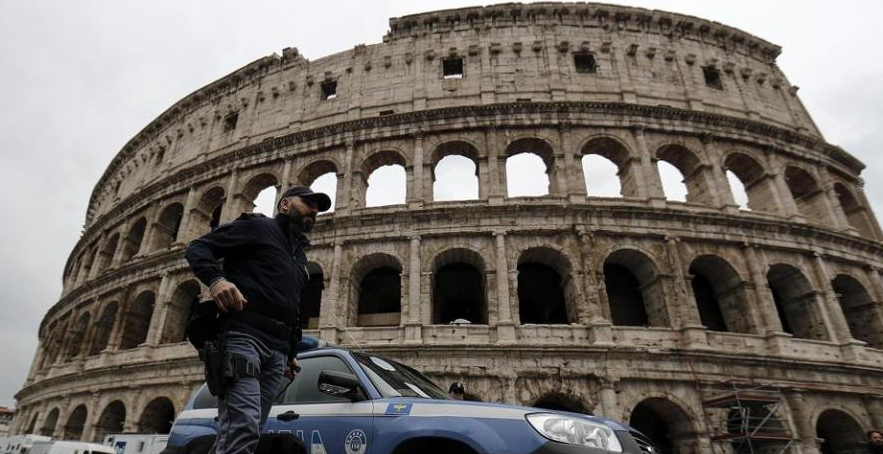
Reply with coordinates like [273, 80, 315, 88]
[89, 302, 119, 355]
[433, 263, 486, 324]
[138, 397, 175, 434]
[767, 264, 828, 340]
[817, 409, 866, 454]
[121, 217, 147, 261]
[120, 291, 156, 349]
[518, 263, 567, 324]
[604, 249, 668, 327]
[785, 166, 828, 222]
[161, 281, 201, 344]
[95, 233, 119, 274]
[533, 394, 588, 414]
[40, 408, 59, 437]
[688, 255, 753, 333]
[26, 412, 39, 434]
[65, 312, 91, 360]
[300, 263, 324, 329]
[63, 405, 88, 440]
[355, 260, 402, 327]
[630, 399, 695, 454]
[94, 400, 126, 442]
[152, 203, 184, 250]
[832, 275, 883, 348]
[196, 186, 225, 233]
[835, 183, 876, 238]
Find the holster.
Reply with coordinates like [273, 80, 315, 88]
[199, 340, 226, 398]
[186, 301, 231, 398]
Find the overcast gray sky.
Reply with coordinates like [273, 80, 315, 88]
[0, 1, 881, 409]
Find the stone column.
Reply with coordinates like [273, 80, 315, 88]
[768, 155, 803, 221]
[273, 158, 294, 214]
[597, 379, 619, 420]
[408, 132, 425, 208]
[666, 237, 708, 348]
[631, 127, 664, 203]
[784, 391, 821, 454]
[559, 123, 585, 202]
[485, 127, 505, 204]
[319, 241, 344, 343]
[81, 393, 101, 442]
[809, 253, 857, 347]
[177, 186, 200, 244]
[405, 235, 423, 343]
[700, 136, 739, 213]
[742, 244, 791, 353]
[86, 233, 107, 280]
[220, 170, 240, 223]
[494, 230, 515, 343]
[145, 273, 173, 346]
[109, 218, 132, 269]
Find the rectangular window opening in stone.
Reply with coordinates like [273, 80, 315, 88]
[223, 112, 239, 132]
[703, 66, 724, 90]
[379, 109, 395, 116]
[442, 58, 463, 79]
[574, 53, 597, 73]
[321, 80, 338, 100]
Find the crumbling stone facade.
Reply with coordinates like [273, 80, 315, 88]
[13, 4, 883, 453]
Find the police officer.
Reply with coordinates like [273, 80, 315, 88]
[185, 186, 331, 454]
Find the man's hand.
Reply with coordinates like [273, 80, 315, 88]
[284, 357, 300, 379]
[210, 279, 248, 312]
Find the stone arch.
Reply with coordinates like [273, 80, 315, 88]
[93, 400, 126, 442]
[831, 274, 883, 348]
[723, 152, 777, 213]
[120, 290, 156, 349]
[816, 409, 866, 454]
[65, 311, 92, 360]
[62, 404, 88, 440]
[767, 264, 828, 340]
[138, 396, 175, 434]
[89, 301, 119, 355]
[629, 397, 699, 454]
[516, 246, 576, 324]
[300, 262, 325, 329]
[350, 252, 403, 327]
[40, 407, 59, 437]
[834, 182, 877, 238]
[431, 247, 487, 324]
[150, 202, 184, 251]
[298, 159, 339, 187]
[95, 232, 119, 274]
[236, 172, 279, 217]
[532, 392, 590, 414]
[688, 255, 755, 333]
[121, 217, 147, 261]
[161, 280, 200, 344]
[604, 248, 669, 327]
[657, 144, 712, 205]
[504, 137, 556, 197]
[424, 139, 482, 201]
[359, 149, 407, 207]
[190, 185, 225, 237]
[785, 166, 830, 223]
[580, 135, 636, 198]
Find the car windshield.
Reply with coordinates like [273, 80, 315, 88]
[353, 353, 450, 399]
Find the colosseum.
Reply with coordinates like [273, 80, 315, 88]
[12, 3, 883, 454]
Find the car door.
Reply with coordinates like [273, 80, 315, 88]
[265, 354, 374, 454]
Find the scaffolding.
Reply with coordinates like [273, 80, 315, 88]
[703, 383, 795, 454]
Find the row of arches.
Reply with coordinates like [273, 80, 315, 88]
[23, 397, 174, 442]
[44, 243, 883, 370]
[70, 132, 881, 290]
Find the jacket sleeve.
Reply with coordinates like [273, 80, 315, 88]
[185, 217, 259, 287]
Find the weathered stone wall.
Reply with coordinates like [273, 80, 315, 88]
[14, 4, 883, 454]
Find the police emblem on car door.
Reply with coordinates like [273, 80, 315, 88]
[266, 354, 373, 454]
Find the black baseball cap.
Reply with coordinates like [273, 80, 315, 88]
[279, 186, 332, 212]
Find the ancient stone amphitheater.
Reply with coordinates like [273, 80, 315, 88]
[13, 3, 883, 453]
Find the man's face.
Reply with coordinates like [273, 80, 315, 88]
[280, 196, 319, 232]
[871, 432, 883, 445]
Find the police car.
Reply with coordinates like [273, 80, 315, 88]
[167, 342, 655, 454]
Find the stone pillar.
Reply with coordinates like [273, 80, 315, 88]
[866, 398, 883, 429]
[742, 244, 791, 353]
[123, 391, 143, 433]
[408, 132, 425, 208]
[854, 182, 883, 239]
[319, 241, 344, 343]
[809, 253, 857, 347]
[559, 123, 585, 202]
[336, 140, 355, 214]
[273, 158, 294, 214]
[700, 136, 740, 213]
[86, 233, 107, 280]
[631, 127, 664, 203]
[784, 391, 821, 454]
[666, 237, 709, 348]
[52, 397, 71, 439]
[494, 230, 515, 343]
[405, 236, 423, 343]
[597, 380, 619, 420]
[485, 128, 505, 204]
[768, 155, 803, 221]
[177, 186, 200, 244]
[81, 393, 101, 442]
[220, 170, 240, 223]
[109, 218, 131, 269]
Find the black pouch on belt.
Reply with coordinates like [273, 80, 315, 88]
[186, 301, 231, 398]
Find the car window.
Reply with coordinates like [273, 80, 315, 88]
[353, 353, 449, 399]
[192, 385, 218, 409]
[277, 355, 355, 404]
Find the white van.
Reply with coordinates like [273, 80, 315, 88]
[101, 435, 167, 454]
[2, 435, 52, 454]
[28, 441, 115, 454]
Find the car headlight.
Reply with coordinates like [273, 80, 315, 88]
[526, 413, 623, 452]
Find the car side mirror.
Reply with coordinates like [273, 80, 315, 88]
[318, 370, 365, 401]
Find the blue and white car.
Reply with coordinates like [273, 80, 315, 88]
[167, 343, 655, 454]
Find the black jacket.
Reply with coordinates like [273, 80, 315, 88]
[185, 212, 309, 355]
